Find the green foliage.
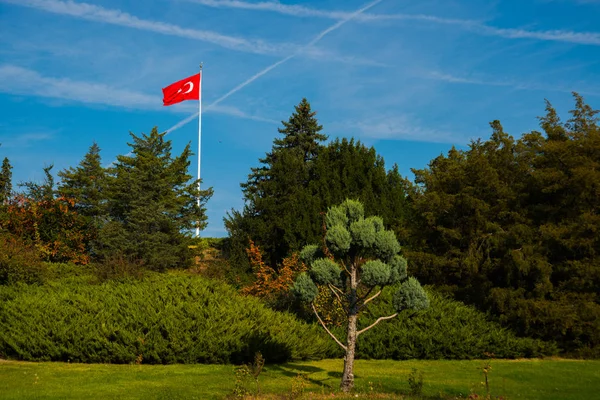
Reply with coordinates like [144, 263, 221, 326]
[350, 218, 377, 249]
[361, 260, 391, 287]
[295, 199, 428, 391]
[354, 289, 557, 360]
[0, 273, 331, 364]
[226, 98, 327, 268]
[311, 258, 341, 286]
[57, 142, 106, 220]
[407, 368, 424, 397]
[325, 225, 352, 254]
[0, 233, 46, 285]
[292, 272, 319, 303]
[393, 277, 429, 312]
[389, 255, 408, 283]
[57, 142, 107, 256]
[299, 244, 322, 264]
[99, 127, 213, 270]
[0, 156, 12, 203]
[406, 94, 600, 355]
[225, 99, 412, 270]
[374, 230, 401, 260]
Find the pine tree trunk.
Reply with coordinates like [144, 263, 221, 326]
[341, 313, 357, 392]
[341, 265, 358, 392]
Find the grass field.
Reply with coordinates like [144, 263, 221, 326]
[1, 358, 599, 399]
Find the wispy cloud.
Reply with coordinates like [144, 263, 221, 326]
[350, 114, 464, 143]
[0, 0, 386, 66]
[474, 25, 600, 45]
[167, 0, 385, 134]
[1, 131, 56, 148]
[0, 64, 160, 110]
[426, 70, 600, 96]
[0, 0, 289, 55]
[0, 64, 280, 121]
[188, 0, 600, 46]
[185, 0, 480, 24]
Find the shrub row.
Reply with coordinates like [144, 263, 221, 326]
[351, 288, 558, 360]
[0, 272, 332, 364]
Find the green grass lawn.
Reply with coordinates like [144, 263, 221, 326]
[1, 358, 599, 399]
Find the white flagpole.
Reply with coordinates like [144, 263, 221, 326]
[196, 63, 203, 238]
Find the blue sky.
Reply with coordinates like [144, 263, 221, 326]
[1, 0, 599, 237]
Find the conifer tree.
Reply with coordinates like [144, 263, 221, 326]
[227, 98, 328, 267]
[0, 156, 12, 203]
[293, 199, 428, 392]
[100, 127, 213, 270]
[407, 93, 600, 355]
[226, 101, 412, 273]
[58, 142, 106, 220]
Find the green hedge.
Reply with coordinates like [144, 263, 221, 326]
[0, 272, 331, 364]
[350, 288, 558, 360]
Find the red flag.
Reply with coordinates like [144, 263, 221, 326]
[162, 73, 201, 106]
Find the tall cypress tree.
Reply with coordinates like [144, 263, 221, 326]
[100, 127, 213, 270]
[0, 156, 12, 203]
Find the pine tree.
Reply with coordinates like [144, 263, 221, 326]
[58, 142, 106, 220]
[100, 127, 213, 270]
[293, 199, 428, 392]
[227, 98, 328, 267]
[226, 101, 412, 273]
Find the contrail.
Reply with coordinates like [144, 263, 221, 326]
[166, 0, 384, 134]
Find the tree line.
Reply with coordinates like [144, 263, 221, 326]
[1, 94, 598, 357]
[0, 129, 212, 272]
[224, 95, 599, 357]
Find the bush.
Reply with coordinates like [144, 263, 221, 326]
[352, 288, 558, 360]
[0, 233, 46, 285]
[0, 273, 332, 364]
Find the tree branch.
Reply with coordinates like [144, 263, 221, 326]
[356, 313, 398, 337]
[311, 303, 347, 351]
[328, 283, 344, 307]
[358, 290, 382, 311]
[340, 260, 351, 275]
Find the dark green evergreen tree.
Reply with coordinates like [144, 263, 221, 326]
[407, 93, 600, 355]
[0, 156, 12, 203]
[58, 142, 106, 220]
[226, 100, 412, 273]
[226, 98, 328, 267]
[57, 142, 107, 257]
[99, 127, 213, 270]
[310, 138, 412, 241]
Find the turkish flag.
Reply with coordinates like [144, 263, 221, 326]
[162, 73, 201, 106]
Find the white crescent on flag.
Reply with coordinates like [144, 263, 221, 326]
[183, 81, 194, 94]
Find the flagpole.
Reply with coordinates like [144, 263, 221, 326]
[196, 63, 203, 238]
